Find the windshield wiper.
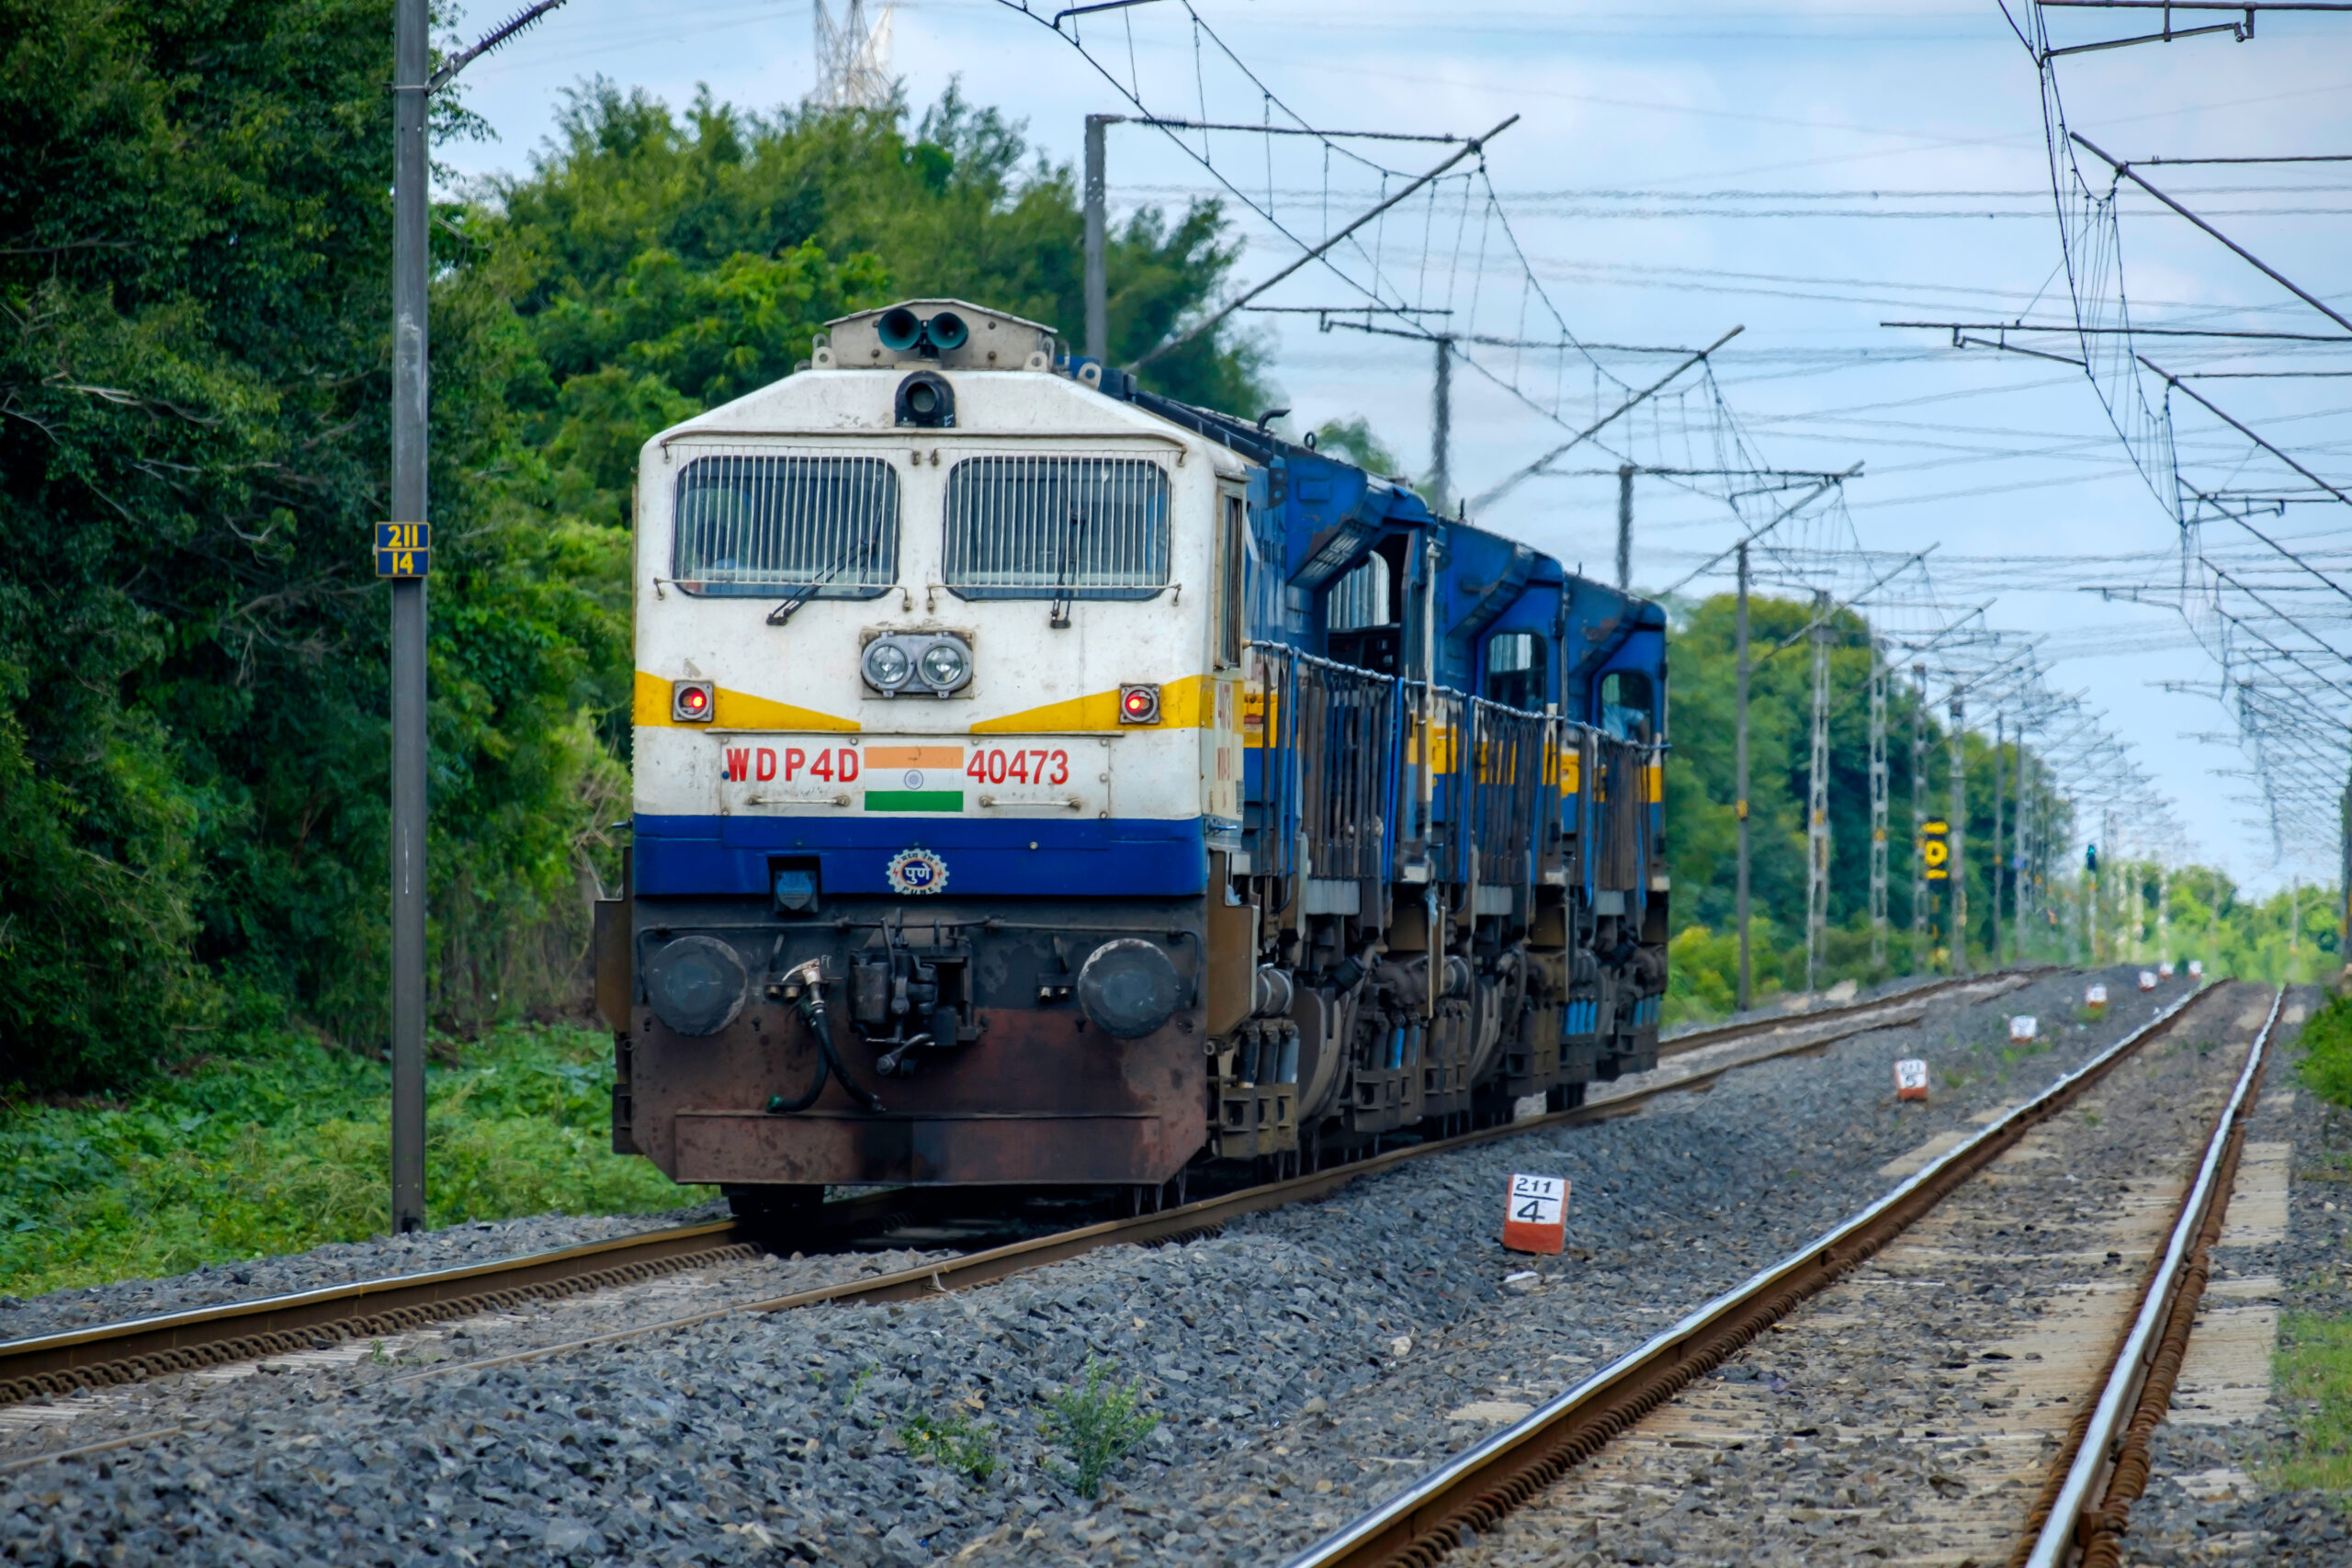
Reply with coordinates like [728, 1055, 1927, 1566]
[767, 534, 878, 626]
[1049, 506, 1090, 628]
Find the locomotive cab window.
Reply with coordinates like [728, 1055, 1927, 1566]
[671, 454, 899, 597]
[1599, 670, 1654, 741]
[1324, 553, 1401, 675]
[942, 456, 1170, 600]
[1216, 493, 1246, 668]
[1485, 631, 1546, 712]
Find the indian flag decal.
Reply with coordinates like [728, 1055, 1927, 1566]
[864, 744, 966, 813]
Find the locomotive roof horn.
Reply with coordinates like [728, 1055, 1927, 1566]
[819, 299, 1055, 371]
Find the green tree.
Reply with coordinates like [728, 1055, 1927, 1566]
[0, 16, 1267, 1092]
[478, 78, 1272, 758]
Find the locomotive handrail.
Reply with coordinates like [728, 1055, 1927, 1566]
[1243, 641, 1612, 906]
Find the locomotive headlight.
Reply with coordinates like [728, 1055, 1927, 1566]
[863, 640, 913, 693]
[865, 632, 972, 698]
[918, 641, 968, 691]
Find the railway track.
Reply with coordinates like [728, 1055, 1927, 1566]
[1279, 977, 2274, 1568]
[0, 966, 2031, 1420]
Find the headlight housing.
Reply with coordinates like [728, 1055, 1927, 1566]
[862, 632, 974, 698]
[918, 641, 968, 689]
[642, 934, 749, 1036]
[863, 640, 913, 693]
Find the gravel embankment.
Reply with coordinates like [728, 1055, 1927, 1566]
[1443, 976, 2273, 1567]
[2099, 985, 2352, 1567]
[0, 964, 2174, 1566]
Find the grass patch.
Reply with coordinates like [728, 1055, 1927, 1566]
[901, 1408, 999, 1483]
[0, 1022, 708, 1300]
[2271, 1313, 2352, 1496]
[2298, 993, 2352, 1109]
[1044, 1359, 1159, 1498]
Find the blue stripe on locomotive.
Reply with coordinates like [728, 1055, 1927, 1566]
[634, 814, 1208, 898]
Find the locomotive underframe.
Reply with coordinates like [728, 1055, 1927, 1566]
[600, 873, 1665, 1194]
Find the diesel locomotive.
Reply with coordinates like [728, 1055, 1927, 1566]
[593, 299, 1669, 1221]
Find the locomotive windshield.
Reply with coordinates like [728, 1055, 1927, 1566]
[672, 453, 899, 597]
[942, 455, 1170, 600]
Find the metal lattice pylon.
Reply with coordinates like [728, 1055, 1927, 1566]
[812, 0, 895, 111]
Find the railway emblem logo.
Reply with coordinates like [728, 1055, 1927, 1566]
[886, 848, 949, 896]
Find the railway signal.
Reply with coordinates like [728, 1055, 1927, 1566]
[1919, 820, 1950, 880]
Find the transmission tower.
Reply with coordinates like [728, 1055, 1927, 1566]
[812, 0, 895, 110]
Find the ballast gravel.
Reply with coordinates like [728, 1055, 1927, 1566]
[1442, 975, 2272, 1568]
[0, 964, 2177, 1566]
[0, 1200, 736, 1344]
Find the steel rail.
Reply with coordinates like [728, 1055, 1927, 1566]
[0, 966, 2038, 1416]
[0, 1188, 912, 1407]
[356, 968, 2051, 1387]
[1657, 967, 2038, 1059]
[1281, 980, 2222, 1568]
[2021, 983, 2285, 1568]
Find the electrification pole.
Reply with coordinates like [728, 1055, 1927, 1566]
[2157, 862, 2170, 968]
[1734, 542, 1752, 1011]
[2086, 837, 2100, 965]
[389, 0, 430, 1235]
[1868, 639, 1888, 967]
[1911, 663, 1928, 967]
[1431, 337, 1453, 514]
[1805, 592, 1832, 992]
[1084, 114, 1111, 364]
[385, 0, 569, 1236]
[2012, 721, 2028, 964]
[1615, 465, 1634, 591]
[1948, 694, 1968, 976]
[1990, 713, 2005, 968]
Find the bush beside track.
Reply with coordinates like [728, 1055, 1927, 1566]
[0, 1023, 708, 1303]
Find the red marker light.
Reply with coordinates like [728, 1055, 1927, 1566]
[672, 680, 716, 722]
[1117, 683, 1161, 725]
[683, 689, 707, 712]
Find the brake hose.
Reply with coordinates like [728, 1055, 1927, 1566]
[765, 964, 886, 1114]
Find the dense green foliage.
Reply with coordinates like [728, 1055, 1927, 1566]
[0, 0, 1262, 1095]
[1656, 592, 2337, 1018]
[2297, 992, 2352, 1108]
[0, 1021, 699, 1298]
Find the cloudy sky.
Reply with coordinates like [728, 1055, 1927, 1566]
[436, 2, 2352, 891]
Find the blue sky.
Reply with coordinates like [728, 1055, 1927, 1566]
[436, 2, 2352, 892]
